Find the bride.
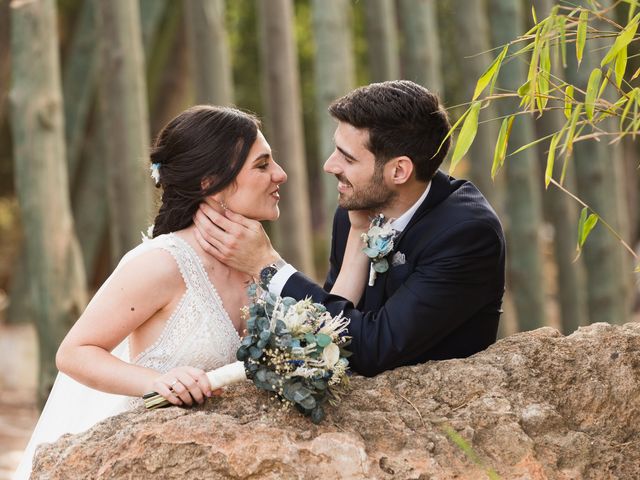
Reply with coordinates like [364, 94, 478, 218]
[14, 105, 287, 478]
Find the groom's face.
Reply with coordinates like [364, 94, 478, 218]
[324, 122, 395, 211]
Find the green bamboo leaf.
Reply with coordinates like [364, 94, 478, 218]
[559, 15, 568, 67]
[614, 46, 628, 88]
[597, 67, 611, 100]
[545, 132, 561, 188]
[633, 92, 640, 138]
[577, 208, 599, 248]
[491, 115, 514, 179]
[585, 68, 602, 120]
[630, 0, 637, 22]
[576, 9, 588, 65]
[564, 85, 574, 119]
[434, 106, 471, 159]
[619, 89, 635, 131]
[601, 13, 639, 67]
[526, 27, 543, 112]
[509, 132, 555, 156]
[577, 207, 587, 248]
[561, 103, 582, 155]
[531, 4, 537, 24]
[473, 45, 508, 100]
[631, 66, 640, 81]
[537, 40, 551, 111]
[450, 101, 481, 175]
[560, 124, 584, 185]
[517, 80, 531, 97]
[600, 97, 628, 120]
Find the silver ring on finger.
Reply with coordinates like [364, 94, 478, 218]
[170, 380, 180, 390]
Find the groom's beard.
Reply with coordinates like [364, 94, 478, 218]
[336, 166, 396, 211]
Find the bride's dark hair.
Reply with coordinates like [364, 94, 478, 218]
[150, 105, 260, 237]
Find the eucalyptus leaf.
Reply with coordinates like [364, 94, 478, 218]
[259, 330, 271, 341]
[373, 257, 389, 273]
[299, 395, 316, 410]
[236, 345, 249, 361]
[316, 333, 332, 347]
[282, 296, 297, 307]
[246, 317, 256, 331]
[293, 387, 312, 402]
[363, 247, 379, 258]
[249, 346, 263, 359]
[274, 319, 288, 335]
[311, 406, 325, 425]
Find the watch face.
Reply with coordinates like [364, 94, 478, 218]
[260, 265, 278, 287]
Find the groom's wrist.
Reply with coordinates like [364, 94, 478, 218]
[258, 256, 286, 289]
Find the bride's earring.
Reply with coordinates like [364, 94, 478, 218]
[219, 200, 227, 211]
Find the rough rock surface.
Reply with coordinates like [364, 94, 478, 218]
[33, 323, 640, 479]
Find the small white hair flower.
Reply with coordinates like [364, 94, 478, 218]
[150, 162, 161, 184]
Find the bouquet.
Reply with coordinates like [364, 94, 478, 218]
[143, 284, 351, 424]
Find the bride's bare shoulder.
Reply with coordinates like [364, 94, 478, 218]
[112, 246, 184, 291]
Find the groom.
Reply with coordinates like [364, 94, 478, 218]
[194, 80, 506, 376]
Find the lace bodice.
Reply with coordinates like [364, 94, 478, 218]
[126, 233, 241, 375]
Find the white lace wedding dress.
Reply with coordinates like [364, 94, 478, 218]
[13, 233, 242, 479]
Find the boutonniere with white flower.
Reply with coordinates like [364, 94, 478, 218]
[361, 214, 397, 286]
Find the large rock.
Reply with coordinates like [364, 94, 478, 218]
[32, 323, 640, 479]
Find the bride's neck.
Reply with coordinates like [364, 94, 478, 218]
[177, 226, 250, 281]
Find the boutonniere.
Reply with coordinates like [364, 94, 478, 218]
[361, 214, 397, 286]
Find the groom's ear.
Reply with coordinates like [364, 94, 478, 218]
[387, 156, 414, 185]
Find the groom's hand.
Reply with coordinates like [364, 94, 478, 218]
[193, 201, 281, 277]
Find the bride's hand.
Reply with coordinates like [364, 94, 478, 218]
[151, 366, 217, 406]
[348, 209, 373, 231]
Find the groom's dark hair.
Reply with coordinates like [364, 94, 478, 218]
[328, 80, 451, 181]
[151, 105, 260, 237]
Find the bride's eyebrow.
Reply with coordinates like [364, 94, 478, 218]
[252, 153, 271, 164]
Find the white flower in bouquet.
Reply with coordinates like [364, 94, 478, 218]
[321, 342, 340, 368]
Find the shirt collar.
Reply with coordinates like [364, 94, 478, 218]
[389, 182, 431, 232]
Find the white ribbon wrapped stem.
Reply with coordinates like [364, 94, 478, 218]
[206, 361, 247, 389]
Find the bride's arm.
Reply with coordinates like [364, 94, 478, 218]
[56, 249, 212, 406]
[329, 211, 370, 305]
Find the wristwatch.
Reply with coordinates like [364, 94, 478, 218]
[259, 258, 287, 290]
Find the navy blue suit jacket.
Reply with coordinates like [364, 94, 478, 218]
[282, 171, 506, 376]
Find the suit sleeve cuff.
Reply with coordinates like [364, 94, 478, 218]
[267, 263, 297, 296]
